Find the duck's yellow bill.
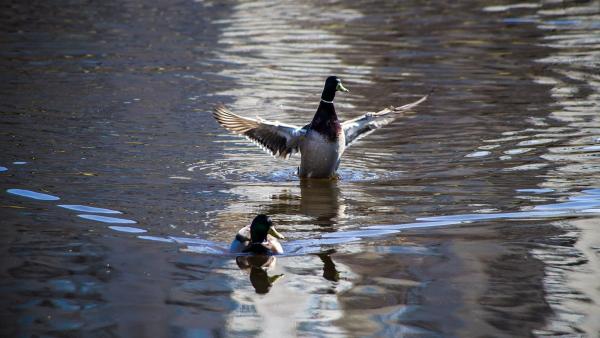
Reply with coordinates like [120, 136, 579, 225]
[268, 227, 285, 239]
[269, 273, 285, 285]
[336, 82, 349, 92]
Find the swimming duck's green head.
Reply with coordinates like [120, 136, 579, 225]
[250, 214, 284, 243]
[321, 76, 349, 102]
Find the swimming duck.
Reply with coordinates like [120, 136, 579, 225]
[213, 76, 428, 178]
[230, 214, 285, 255]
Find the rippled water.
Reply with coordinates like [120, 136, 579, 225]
[1, 0, 599, 336]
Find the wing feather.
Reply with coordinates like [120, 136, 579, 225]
[213, 105, 305, 158]
[342, 94, 428, 147]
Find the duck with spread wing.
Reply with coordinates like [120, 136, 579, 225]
[213, 76, 428, 179]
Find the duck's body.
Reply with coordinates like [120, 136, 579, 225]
[230, 215, 284, 255]
[299, 125, 345, 178]
[213, 76, 428, 179]
[230, 225, 284, 255]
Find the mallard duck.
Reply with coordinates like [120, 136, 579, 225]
[230, 214, 285, 254]
[213, 76, 428, 178]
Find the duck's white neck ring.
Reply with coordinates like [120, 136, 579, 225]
[321, 99, 334, 104]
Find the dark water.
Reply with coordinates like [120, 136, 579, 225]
[1, 0, 599, 336]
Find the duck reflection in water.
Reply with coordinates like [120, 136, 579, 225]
[236, 251, 341, 294]
[236, 255, 285, 294]
[317, 249, 340, 282]
[230, 215, 342, 293]
[230, 214, 285, 294]
[300, 178, 344, 227]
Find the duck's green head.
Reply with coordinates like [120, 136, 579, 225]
[250, 214, 284, 243]
[321, 76, 349, 102]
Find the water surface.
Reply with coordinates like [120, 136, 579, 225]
[1, 0, 599, 337]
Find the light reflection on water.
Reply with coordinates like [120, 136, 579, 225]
[529, 2, 600, 334]
[7, 189, 61, 201]
[77, 214, 137, 224]
[107, 226, 146, 233]
[5, 166, 600, 268]
[58, 204, 122, 214]
[1, 0, 600, 337]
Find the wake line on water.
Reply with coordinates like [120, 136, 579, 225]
[5, 185, 600, 256]
[180, 188, 600, 256]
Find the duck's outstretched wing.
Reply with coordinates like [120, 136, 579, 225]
[342, 94, 428, 147]
[213, 105, 306, 158]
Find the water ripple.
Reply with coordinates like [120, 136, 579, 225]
[77, 214, 136, 224]
[108, 226, 147, 234]
[465, 150, 491, 158]
[137, 235, 175, 243]
[58, 205, 122, 214]
[7, 189, 60, 201]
